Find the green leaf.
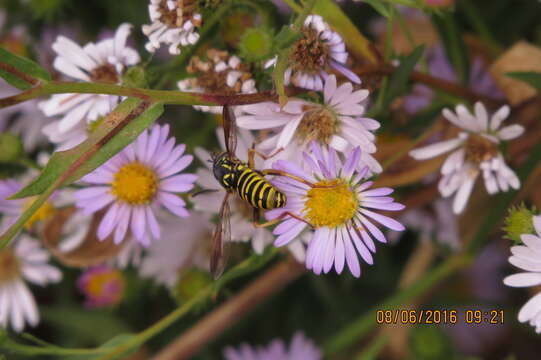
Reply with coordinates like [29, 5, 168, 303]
[364, 0, 393, 18]
[380, 45, 425, 112]
[0, 48, 51, 90]
[431, 12, 470, 85]
[506, 71, 541, 93]
[13, 98, 163, 199]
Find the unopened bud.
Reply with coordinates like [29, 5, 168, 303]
[503, 204, 536, 243]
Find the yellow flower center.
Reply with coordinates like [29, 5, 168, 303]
[0, 249, 20, 283]
[111, 163, 158, 205]
[303, 179, 357, 228]
[22, 198, 56, 230]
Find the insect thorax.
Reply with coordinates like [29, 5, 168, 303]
[212, 152, 242, 189]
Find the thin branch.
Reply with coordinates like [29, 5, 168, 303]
[0, 81, 302, 110]
[354, 63, 504, 107]
[153, 259, 305, 360]
[0, 62, 41, 87]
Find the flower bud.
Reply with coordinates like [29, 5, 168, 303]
[503, 204, 537, 243]
[239, 28, 274, 62]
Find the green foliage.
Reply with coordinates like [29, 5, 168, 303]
[380, 45, 425, 113]
[410, 326, 451, 360]
[506, 71, 541, 93]
[0, 133, 23, 162]
[0, 48, 51, 90]
[12, 99, 163, 199]
[68, 335, 138, 360]
[28, 0, 66, 19]
[121, 66, 148, 88]
[363, 0, 393, 18]
[432, 12, 470, 85]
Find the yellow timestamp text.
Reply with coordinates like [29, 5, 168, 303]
[375, 309, 504, 325]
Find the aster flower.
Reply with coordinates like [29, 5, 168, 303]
[503, 215, 541, 333]
[74, 124, 197, 247]
[77, 265, 125, 308]
[223, 332, 321, 360]
[140, 211, 212, 287]
[0, 235, 62, 332]
[0, 81, 51, 151]
[193, 129, 307, 261]
[0, 178, 71, 231]
[142, 0, 202, 55]
[40, 24, 139, 147]
[265, 15, 360, 90]
[410, 102, 523, 214]
[389, 198, 459, 250]
[266, 142, 405, 277]
[237, 75, 382, 173]
[403, 46, 503, 114]
[178, 49, 256, 114]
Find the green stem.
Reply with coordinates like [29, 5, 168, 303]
[323, 254, 470, 356]
[355, 334, 390, 360]
[0, 81, 292, 110]
[94, 250, 279, 360]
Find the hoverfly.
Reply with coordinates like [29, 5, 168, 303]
[203, 106, 325, 278]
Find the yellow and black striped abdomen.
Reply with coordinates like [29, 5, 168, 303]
[234, 165, 286, 209]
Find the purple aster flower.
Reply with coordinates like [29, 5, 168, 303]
[74, 124, 197, 247]
[223, 332, 321, 360]
[77, 265, 125, 308]
[266, 142, 405, 277]
[404, 46, 504, 114]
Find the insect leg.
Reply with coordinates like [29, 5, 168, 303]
[254, 211, 314, 228]
[260, 169, 336, 188]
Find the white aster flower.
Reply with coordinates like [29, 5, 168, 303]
[503, 215, 541, 333]
[0, 235, 62, 332]
[74, 124, 197, 247]
[265, 15, 360, 90]
[0, 80, 51, 151]
[238, 75, 381, 173]
[142, 0, 202, 55]
[178, 49, 256, 114]
[410, 102, 523, 214]
[267, 143, 405, 277]
[140, 211, 212, 287]
[40, 24, 139, 148]
[193, 129, 307, 262]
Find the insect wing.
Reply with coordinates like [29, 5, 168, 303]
[210, 192, 231, 279]
[222, 105, 238, 158]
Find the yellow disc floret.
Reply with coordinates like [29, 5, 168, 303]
[303, 179, 357, 228]
[111, 163, 158, 205]
[23, 198, 56, 230]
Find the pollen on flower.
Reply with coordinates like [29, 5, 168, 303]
[464, 134, 499, 164]
[0, 249, 20, 283]
[297, 105, 338, 145]
[111, 163, 158, 205]
[90, 64, 119, 84]
[303, 179, 357, 228]
[158, 0, 201, 28]
[23, 199, 56, 230]
[289, 27, 330, 74]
